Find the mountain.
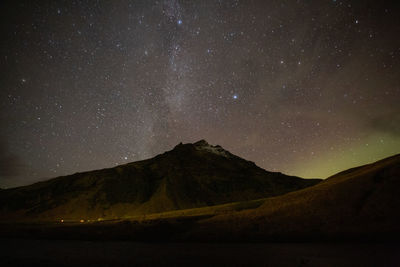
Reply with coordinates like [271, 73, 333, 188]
[192, 154, 400, 241]
[0, 140, 320, 221]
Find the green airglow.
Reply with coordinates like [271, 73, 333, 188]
[292, 133, 400, 179]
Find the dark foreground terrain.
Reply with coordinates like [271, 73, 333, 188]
[1, 238, 399, 267]
[1, 153, 399, 265]
[2, 154, 398, 243]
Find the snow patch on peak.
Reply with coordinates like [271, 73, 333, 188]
[193, 139, 209, 146]
[193, 140, 232, 158]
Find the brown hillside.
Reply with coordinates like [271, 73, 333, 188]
[0, 140, 320, 222]
[194, 154, 400, 240]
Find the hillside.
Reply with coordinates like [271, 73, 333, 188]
[192, 154, 400, 241]
[0, 140, 320, 221]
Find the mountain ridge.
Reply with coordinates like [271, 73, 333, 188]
[0, 140, 320, 221]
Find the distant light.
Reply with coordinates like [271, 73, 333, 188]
[177, 19, 183, 25]
[124, 156, 128, 160]
[60, 219, 64, 223]
[233, 94, 238, 100]
[80, 219, 84, 223]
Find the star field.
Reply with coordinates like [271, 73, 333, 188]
[0, 0, 399, 187]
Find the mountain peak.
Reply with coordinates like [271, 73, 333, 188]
[172, 140, 232, 158]
[193, 140, 232, 158]
[194, 139, 209, 146]
[0, 138, 321, 221]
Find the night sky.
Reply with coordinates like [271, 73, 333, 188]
[1, 0, 399, 188]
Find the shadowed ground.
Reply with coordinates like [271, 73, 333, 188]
[1, 239, 399, 267]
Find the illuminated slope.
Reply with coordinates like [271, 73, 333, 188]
[195, 154, 400, 240]
[0, 140, 320, 221]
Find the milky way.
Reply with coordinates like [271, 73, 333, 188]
[1, 0, 399, 187]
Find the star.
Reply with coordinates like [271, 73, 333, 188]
[0, 0, 398, 188]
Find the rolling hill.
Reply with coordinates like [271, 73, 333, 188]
[0, 140, 320, 221]
[192, 153, 400, 241]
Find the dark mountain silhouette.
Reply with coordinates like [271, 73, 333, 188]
[0, 140, 320, 221]
[192, 153, 400, 241]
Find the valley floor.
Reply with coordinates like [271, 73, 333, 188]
[1, 238, 399, 267]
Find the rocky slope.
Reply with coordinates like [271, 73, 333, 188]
[0, 140, 320, 221]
